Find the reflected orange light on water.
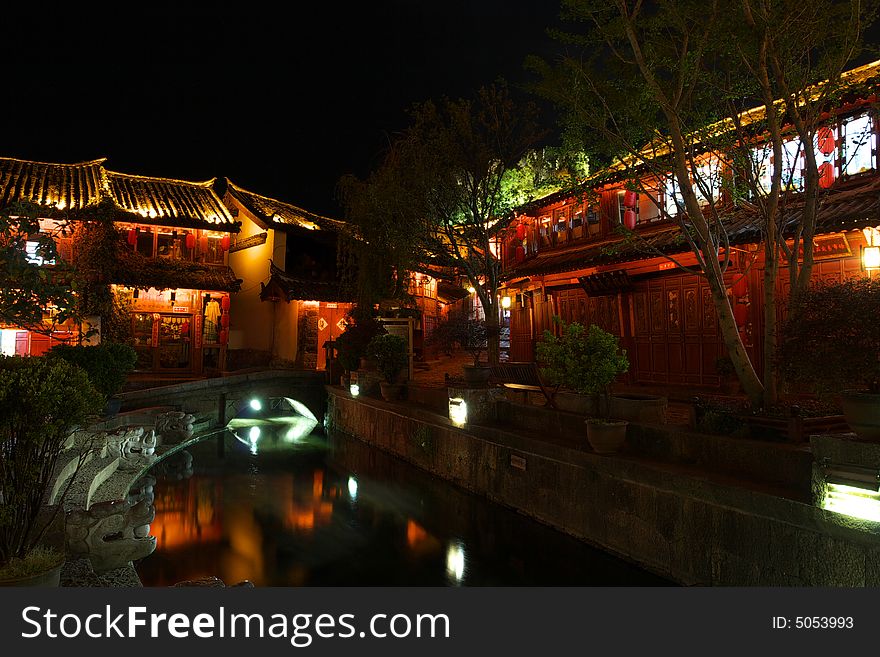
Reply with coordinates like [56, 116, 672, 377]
[150, 478, 223, 550]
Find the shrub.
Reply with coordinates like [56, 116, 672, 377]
[48, 342, 137, 398]
[428, 312, 487, 365]
[536, 319, 629, 418]
[335, 311, 386, 372]
[0, 356, 102, 567]
[780, 278, 880, 394]
[367, 333, 409, 384]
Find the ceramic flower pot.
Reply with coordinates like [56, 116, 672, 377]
[841, 391, 880, 441]
[585, 419, 628, 454]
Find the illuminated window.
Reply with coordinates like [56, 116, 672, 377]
[25, 240, 53, 265]
[842, 113, 875, 176]
[663, 176, 684, 216]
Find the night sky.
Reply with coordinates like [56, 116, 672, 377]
[0, 2, 562, 217]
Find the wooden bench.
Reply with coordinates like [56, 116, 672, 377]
[489, 362, 559, 409]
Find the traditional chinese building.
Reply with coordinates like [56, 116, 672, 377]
[497, 61, 880, 391]
[221, 180, 353, 370]
[0, 157, 241, 375]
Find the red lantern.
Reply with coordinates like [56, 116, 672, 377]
[200, 235, 209, 252]
[185, 232, 195, 249]
[623, 190, 638, 208]
[623, 209, 637, 230]
[221, 295, 231, 311]
[733, 302, 749, 327]
[219, 329, 228, 345]
[516, 223, 526, 240]
[817, 127, 836, 155]
[221, 235, 230, 251]
[818, 162, 835, 189]
[732, 275, 748, 298]
[179, 321, 189, 335]
[220, 313, 230, 328]
[514, 245, 526, 263]
[127, 228, 137, 246]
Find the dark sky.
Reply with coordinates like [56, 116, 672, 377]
[0, 1, 562, 217]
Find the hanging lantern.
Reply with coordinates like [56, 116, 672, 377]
[221, 295, 231, 311]
[221, 234, 230, 251]
[732, 275, 748, 298]
[733, 302, 749, 327]
[199, 235, 209, 252]
[514, 245, 526, 263]
[185, 232, 195, 249]
[817, 127, 836, 155]
[516, 223, 526, 240]
[623, 209, 637, 230]
[623, 190, 638, 208]
[818, 162, 835, 189]
[221, 313, 230, 328]
[127, 228, 137, 246]
[219, 329, 229, 345]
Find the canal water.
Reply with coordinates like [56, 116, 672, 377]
[136, 427, 671, 586]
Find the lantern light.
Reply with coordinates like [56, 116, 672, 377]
[623, 190, 638, 208]
[623, 209, 637, 230]
[221, 234, 230, 251]
[467, 286, 476, 295]
[818, 162, 835, 189]
[862, 245, 880, 270]
[219, 329, 229, 345]
[185, 232, 196, 250]
[817, 126, 837, 155]
[349, 383, 360, 397]
[221, 295, 231, 311]
[449, 397, 468, 427]
[249, 399, 262, 411]
[501, 296, 512, 310]
[221, 313, 230, 328]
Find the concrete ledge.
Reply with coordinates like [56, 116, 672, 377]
[328, 387, 880, 586]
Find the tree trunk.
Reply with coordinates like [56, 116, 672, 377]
[762, 243, 779, 407]
[485, 305, 501, 366]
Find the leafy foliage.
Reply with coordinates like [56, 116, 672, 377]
[335, 309, 386, 372]
[0, 202, 78, 335]
[428, 311, 488, 366]
[338, 83, 546, 363]
[0, 356, 102, 566]
[48, 342, 137, 398]
[780, 278, 880, 394]
[536, 319, 629, 416]
[367, 333, 409, 384]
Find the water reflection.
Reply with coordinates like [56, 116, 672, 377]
[137, 431, 671, 586]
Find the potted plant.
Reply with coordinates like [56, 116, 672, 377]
[0, 356, 102, 586]
[335, 310, 385, 378]
[48, 342, 137, 415]
[780, 277, 880, 441]
[367, 333, 409, 401]
[537, 320, 630, 453]
[433, 312, 489, 386]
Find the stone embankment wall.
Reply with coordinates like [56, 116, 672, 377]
[328, 388, 880, 586]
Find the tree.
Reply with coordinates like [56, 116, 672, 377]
[532, 0, 874, 407]
[339, 84, 546, 364]
[0, 202, 78, 336]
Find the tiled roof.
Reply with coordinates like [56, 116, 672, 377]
[106, 171, 236, 230]
[113, 253, 242, 292]
[0, 156, 238, 231]
[225, 180, 348, 232]
[0, 157, 106, 211]
[260, 262, 350, 302]
[507, 179, 880, 278]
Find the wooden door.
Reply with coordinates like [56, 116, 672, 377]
[631, 274, 722, 386]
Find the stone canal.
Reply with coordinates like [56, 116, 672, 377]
[135, 427, 671, 586]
